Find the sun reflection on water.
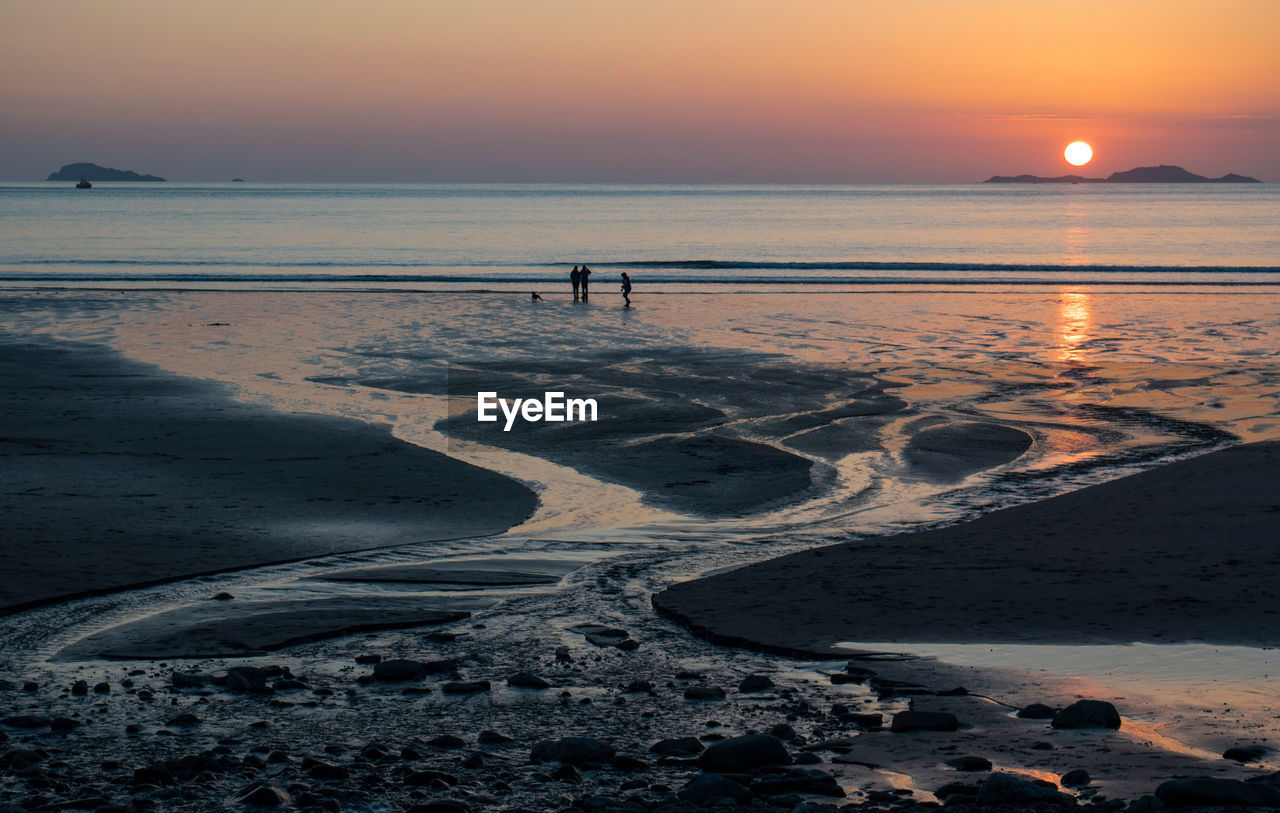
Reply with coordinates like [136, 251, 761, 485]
[1055, 288, 1093, 364]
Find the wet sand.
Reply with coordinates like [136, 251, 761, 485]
[654, 440, 1280, 652]
[3, 291, 1280, 811]
[0, 335, 538, 613]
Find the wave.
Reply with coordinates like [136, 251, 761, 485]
[581, 259, 1280, 273]
[3, 274, 1280, 288]
[4, 258, 1280, 273]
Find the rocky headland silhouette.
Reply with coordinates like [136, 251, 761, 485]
[984, 164, 1261, 183]
[46, 162, 166, 182]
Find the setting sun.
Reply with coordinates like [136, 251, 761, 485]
[1064, 141, 1093, 166]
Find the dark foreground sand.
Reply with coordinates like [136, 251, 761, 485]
[654, 440, 1280, 653]
[0, 335, 537, 613]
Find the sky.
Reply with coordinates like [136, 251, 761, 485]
[2, 0, 1278, 182]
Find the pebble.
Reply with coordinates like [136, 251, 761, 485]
[1052, 699, 1122, 730]
[946, 755, 992, 771]
[1061, 768, 1092, 787]
[697, 734, 791, 772]
[1017, 702, 1057, 719]
[507, 671, 551, 689]
[738, 674, 774, 693]
[530, 736, 617, 766]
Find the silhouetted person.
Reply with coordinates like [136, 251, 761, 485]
[580, 265, 592, 300]
[531, 291, 544, 302]
[620, 272, 632, 307]
[570, 265, 581, 301]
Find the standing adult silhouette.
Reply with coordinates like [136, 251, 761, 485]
[570, 265, 582, 301]
[579, 265, 592, 300]
[620, 272, 632, 307]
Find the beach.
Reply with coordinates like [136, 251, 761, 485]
[1, 287, 1278, 811]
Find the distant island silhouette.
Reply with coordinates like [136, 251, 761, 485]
[46, 162, 166, 182]
[984, 164, 1261, 184]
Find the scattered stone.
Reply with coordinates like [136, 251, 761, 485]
[751, 767, 845, 797]
[650, 737, 705, 757]
[50, 717, 80, 732]
[549, 763, 581, 783]
[132, 763, 174, 785]
[738, 674, 774, 693]
[71, 679, 89, 696]
[697, 734, 791, 772]
[477, 730, 514, 746]
[372, 659, 430, 682]
[624, 680, 654, 693]
[355, 654, 382, 665]
[1223, 745, 1268, 763]
[531, 737, 617, 766]
[1017, 703, 1057, 719]
[1052, 699, 1121, 729]
[1060, 768, 1091, 787]
[428, 734, 467, 748]
[768, 723, 797, 740]
[2, 715, 51, 729]
[93, 681, 111, 694]
[171, 672, 205, 689]
[442, 680, 490, 694]
[233, 784, 290, 807]
[870, 677, 931, 698]
[675, 670, 706, 680]
[612, 754, 648, 771]
[166, 713, 201, 727]
[211, 592, 234, 601]
[946, 756, 991, 772]
[358, 743, 389, 761]
[223, 666, 271, 693]
[1155, 777, 1280, 808]
[577, 626, 634, 648]
[975, 772, 1074, 806]
[679, 772, 753, 805]
[306, 760, 350, 780]
[684, 686, 726, 700]
[507, 672, 551, 690]
[404, 769, 459, 787]
[935, 782, 981, 800]
[461, 752, 484, 769]
[555, 646, 572, 661]
[891, 711, 959, 733]
[840, 712, 883, 728]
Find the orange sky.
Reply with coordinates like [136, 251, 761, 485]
[2, 0, 1277, 181]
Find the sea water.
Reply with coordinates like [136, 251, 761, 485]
[2, 182, 1278, 289]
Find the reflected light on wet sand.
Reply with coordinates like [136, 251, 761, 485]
[1056, 288, 1093, 364]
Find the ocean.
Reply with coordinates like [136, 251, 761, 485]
[2, 182, 1278, 289]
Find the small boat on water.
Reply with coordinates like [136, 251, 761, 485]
[75, 178, 92, 188]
